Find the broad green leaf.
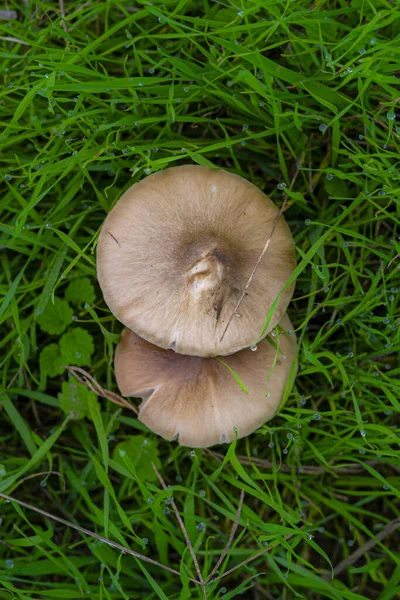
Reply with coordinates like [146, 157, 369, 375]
[113, 436, 161, 482]
[39, 344, 65, 378]
[65, 277, 96, 306]
[58, 380, 95, 420]
[59, 327, 94, 366]
[36, 297, 73, 335]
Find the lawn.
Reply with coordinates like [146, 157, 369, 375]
[0, 0, 400, 598]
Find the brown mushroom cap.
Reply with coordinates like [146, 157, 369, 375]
[98, 165, 296, 357]
[115, 314, 297, 448]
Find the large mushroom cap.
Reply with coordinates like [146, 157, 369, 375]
[98, 165, 296, 357]
[115, 314, 297, 448]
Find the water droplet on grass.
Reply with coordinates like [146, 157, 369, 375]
[313, 413, 321, 421]
[360, 429, 367, 437]
[387, 111, 396, 121]
[319, 124, 328, 132]
[196, 522, 205, 531]
[326, 173, 334, 180]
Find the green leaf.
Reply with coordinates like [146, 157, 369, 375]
[36, 297, 73, 335]
[58, 380, 94, 420]
[39, 344, 65, 378]
[65, 277, 96, 306]
[113, 436, 161, 482]
[60, 327, 94, 366]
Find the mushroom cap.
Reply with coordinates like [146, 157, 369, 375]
[115, 314, 297, 448]
[98, 165, 296, 357]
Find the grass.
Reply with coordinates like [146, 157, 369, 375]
[0, 0, 400, 598]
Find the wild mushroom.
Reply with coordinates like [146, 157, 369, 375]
[115, 314, 297, 448]
[97, 165, 296, 357]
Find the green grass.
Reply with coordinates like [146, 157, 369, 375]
[1, 0, 400, 598]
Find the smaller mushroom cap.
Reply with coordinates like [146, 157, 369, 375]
[115, 314, 297, 448]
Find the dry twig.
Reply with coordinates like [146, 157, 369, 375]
[152, 463, 205, 590]
[330, 516, 400, 579]
[206, 489, 245, 582]
[0, 492, 199, 583]
[62, 366, 138, 414]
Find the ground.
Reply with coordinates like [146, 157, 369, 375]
[0, 1, 399, 599]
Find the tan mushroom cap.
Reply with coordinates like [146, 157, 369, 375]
[115, 314, 297, 448]
[98, 165, 296, 357]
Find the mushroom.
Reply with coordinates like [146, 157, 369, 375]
[97, 165, 296, 357]
[115, 314, 297, 448]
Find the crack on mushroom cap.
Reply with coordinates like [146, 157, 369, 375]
[97, 165, 296, 357]
[115, 315, 297, 448]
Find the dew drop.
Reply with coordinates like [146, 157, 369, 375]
[387, 111, 396, 121]
[319, 124, 328, 132]
[250, 344, 257, 351]
[313, 413, 321, 421]
[326, 173, 334, 180]
[196, 522, 205, 531]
